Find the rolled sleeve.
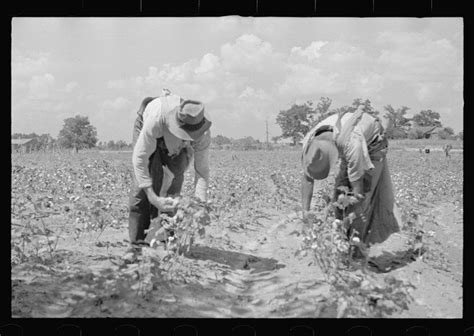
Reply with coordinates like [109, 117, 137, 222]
[192, 129, 211, 201]
[132, 115, 163, 189]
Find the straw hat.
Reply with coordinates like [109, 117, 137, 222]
[302, 132, 339, 180]
[164, 99, 212, 141]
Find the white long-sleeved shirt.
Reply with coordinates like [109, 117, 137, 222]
[132, 94, 211, 201]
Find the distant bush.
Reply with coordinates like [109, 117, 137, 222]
[407, 128, 425, 140]
[386, 127, 407, 139]
[438, 127, 455, 140]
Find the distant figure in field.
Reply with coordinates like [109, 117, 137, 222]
[300, 106, 401, 258]
[443, 144, 453, 158]
[128, 88, 212, 249]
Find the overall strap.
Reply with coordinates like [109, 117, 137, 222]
[161, 95, 170, 114]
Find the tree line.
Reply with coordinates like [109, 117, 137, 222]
[211, 135, 271, 150]
[12, 115, 132, 152]
[14, 98, 462, 153]
[274, 97, 462, 145]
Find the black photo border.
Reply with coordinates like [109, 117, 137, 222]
[5, 0, 470, 335]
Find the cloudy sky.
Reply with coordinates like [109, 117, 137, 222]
[12, 17, 463, 142]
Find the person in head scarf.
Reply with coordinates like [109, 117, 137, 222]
[301, 106, 401, 255]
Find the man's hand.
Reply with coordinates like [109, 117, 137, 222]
[153, 196, 178, 213]
[145, 186, 178, 212]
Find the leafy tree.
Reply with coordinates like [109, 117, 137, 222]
[12, 132, 39, 139]
[107, 140, 116, 150]
[37, 134, 54, 150]
[443, 127, 454, 136]
[383, 105, 411, 139]
[271, 136, 281, 144]
[331, 105, 354, 115]
[352, 98, 380, 117]
[233, 136, 260, 150]
[438, 127, 455, 140]
[276, 103, 313, 145]
[407, 128, 425, 140]
[458, 131, 463, 140]
[307, 97, 334, 128]
[58, 115, 98, 152]
[412, 110, 442, 127]
[116, 140, 127, 150]
[212, 135, 232, 147]
[387, 128, 408, 139]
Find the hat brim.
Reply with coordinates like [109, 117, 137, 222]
[303, 135, 338, 180]
[165, 106, 212, 141]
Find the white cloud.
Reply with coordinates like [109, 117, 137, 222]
[12, 50, 85, 127]
[107, 79, 128, 90]
[376, 31, 427, 46]
[195, 53, 220, 74]
[278, 64, 344, 98]
[102, 30, 463, 138]
[253, 19, 284, 41]
[101, 96, 132, 111]
[238, 86, 270, 101]
[92, 96, 134, 141]
[11, 19, 464, 139]
[377, 31, 459, 81]
[453, 80, 463, 92]
[279, 40, 375, 102]
[12, 51, 50, 78]
[235, 86, 274, 122]
[157, 61, 198, 83]
[220, 34, 284, 75]
[105, 35, 383, 136]
[65, 81, 79, 93]
[28, 73, 55, 99]
[353, 72, 385, 98]
[415, 82, 443, 104]
[290, 41, 328, 60]
[213, 16, 243, 35]
[436, 106, 461, 130]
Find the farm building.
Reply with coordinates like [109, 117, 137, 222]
[11, 138, 39, 153]
[275, 137, 299, 147]
[416, 126, 445, 139]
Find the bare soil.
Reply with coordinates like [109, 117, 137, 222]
[12, 189, 462, 318]
[11, 148, 463, 318]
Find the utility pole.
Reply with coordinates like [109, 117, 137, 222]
[265, 118, 269, 147]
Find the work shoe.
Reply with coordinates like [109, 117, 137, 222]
[131, 240, 150, 248]
[123, 241, 149, 263]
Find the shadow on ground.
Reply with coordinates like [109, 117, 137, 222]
[184, 245, 286, 273]
[367, 247, 426, 273]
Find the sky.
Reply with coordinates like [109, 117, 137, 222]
[11, 17, 463, 143]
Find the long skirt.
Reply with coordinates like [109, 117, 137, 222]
[333, 156, 401, 245]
